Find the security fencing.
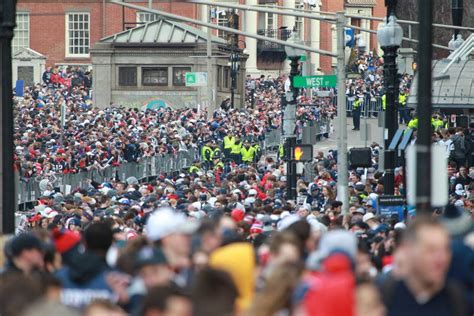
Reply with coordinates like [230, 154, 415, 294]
[17, 114, 335, 208]
[17, 149, 198, 210]
[263, 118, 332, 151]
[346, 96, 383, 117]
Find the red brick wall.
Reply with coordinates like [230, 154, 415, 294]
[16, 0, 198, 66]
[319, 0, 344, 74]
[371, 1, 386, 51]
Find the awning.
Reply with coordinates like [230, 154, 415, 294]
[345, 0, 377, 7]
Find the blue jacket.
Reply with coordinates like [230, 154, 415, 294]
[55, 251, 115, 309]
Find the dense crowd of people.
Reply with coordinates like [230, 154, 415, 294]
[1, 61, 473, 316]
[2, 151, 474, 315]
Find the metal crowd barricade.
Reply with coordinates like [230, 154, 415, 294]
[300, 118, 332, 145]
[264, 129, 281, 150]
[346, 96, 382, 117]
[17, 148, 201, 208]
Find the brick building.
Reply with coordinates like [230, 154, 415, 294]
[14, 0, 197, 67]
[14, 0, 385, 74]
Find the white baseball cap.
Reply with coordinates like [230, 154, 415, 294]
[362, 212, 376, 223]
[248, 189, 258, 196]
[146, 208, 199, 241]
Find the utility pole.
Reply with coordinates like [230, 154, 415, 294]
[451, 0, 463, 38]
[0, 0, 17, 234]
[336, 12, 349, 215]
[285, 56, 300, 201]
[228, 10, 239, 109]
[416, 0, 433, 213]
[206, 4, 213, 111]
[378, 0, 402, 195]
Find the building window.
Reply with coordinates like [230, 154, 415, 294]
[265, 4, 276, 33]
[173, 67, 191, 86]
[211, 8, 229, 39]
[223, 67, 230, 89]
[217, 66, 222, 88]
[118, 67, 137, 86]
[66, 13, 90, 57]
[13, 13, 29, 51]
[136, 12, 159, 24]
[294, 2, 304, 38]
[142, 67, 168, 86]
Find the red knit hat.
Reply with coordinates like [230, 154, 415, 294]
[231, 209, 245, 222]
[52, 228, 81, 254]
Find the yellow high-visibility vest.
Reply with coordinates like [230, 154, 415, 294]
[224, 136, 235, 149]
[353, 99, 361, 109]
[189, 165, 201, 173]
[201, 146, 213, 161]
[241, 146, 255, 162]
[408, 118, 418, 129]
[399, 93, 407, 107]
[231, 142, 242, 154]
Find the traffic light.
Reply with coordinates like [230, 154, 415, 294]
[349, 147, 372, 168]
[292, 144, 313, 162]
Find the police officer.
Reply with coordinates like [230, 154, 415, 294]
[230, 138, 243, 164]
[352, 93, 362, 131]
[212, 144, 222, 161]
[213, 157, 225, 172]
[431, 114, 444, 131]
[252, 143, 262, 163]
[201, 140, 213, 170]
[223, 133, 235, 159]
[408, 115, 418, 130]
[398, 90, 409, 124]
[278, 143, 285, 162]
[241, 141, 255, 165]
[189, 160, 202, 175]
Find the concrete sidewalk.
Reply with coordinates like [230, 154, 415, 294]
[315, 117, 384, 153]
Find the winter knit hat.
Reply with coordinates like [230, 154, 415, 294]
[52, 228, 81, 254]
[231, 209, 245, 222]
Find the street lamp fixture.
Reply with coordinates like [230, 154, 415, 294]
[377, 7, 403, 195]
[229, 51, 240, 108]
[284, 32, 303, 200]
[229, 39, 246, 109]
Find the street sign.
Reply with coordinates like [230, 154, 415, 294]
[377, 195, 406, 220]
[286, 55, 307, 61]
[345, 27, 355, 47]
[185, 72, 208, 87]
[293, 144, 313, 162]
[293, 75, 337, 88]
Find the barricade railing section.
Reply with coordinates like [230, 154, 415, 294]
[17, 114, 337, 207]
[17, 149, 198, 208]
[346, 96, 383, 117]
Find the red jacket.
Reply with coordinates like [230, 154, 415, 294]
[303, 253, 355, 316]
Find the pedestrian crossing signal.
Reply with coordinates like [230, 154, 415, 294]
[293, 145, 313, 162]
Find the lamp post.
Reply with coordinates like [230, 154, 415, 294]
[0, 0, 17, 234]
[377, 0, 403, 195]
[284, 32, 303, 200]
[227, 9, 239, 108]
[451, 0, 463, 38]
[229, 51, 240, 109]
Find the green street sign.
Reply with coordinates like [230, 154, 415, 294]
[286, 55, 307, 61]
[186, 73, 196, 85]
[293, 75, 337, 88]
[185, 72, 207, 87]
